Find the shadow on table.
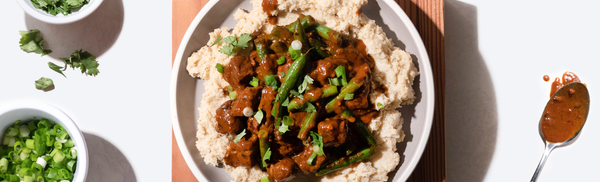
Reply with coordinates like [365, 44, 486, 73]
[446, 0, 498, 182]
[83, 132, 137, 182]
[24, 0, 124, 59]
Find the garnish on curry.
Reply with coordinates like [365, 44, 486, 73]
[213, 15, 381, 181]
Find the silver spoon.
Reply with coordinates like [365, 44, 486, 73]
[530, 82, 590, 182]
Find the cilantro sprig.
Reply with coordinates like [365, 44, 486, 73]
[214, 33, 253, 56]
[262, 148, 272, 168]
[60, 50, 100, 76]
[307, 131, 325, 165]
[276, 116, 293, 134]
[19, 30, 52, 56]
[298, 75, 314, 93]
[31, 0, 90, 16]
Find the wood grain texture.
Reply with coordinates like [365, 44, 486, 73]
[172, 0, 445, 181]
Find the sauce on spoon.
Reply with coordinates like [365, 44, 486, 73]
[540, 72, 588, 143]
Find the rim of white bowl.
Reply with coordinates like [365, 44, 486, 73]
[15, 0, 104, 24]
[0, 101, 89, 182]
[170, 0, 435, 181]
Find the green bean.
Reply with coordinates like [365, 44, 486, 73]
[315, 24, 341, 45]
[309, 38, 329, 58]
[291, 19, 309, 52]
[340, 110, 377, 148]
[321, 84, 338, 98]
[297, 112, 317, 140]
[325, 78, 363, 113]
[285, 16, 316, 32]
[254, 37, 269, 60]
[287, 85, 337, 112]
[267, 26, 291, 41]
[272, 53, 308, 118]
[258, 129, 269, 164]
[315, 148, 374, 176]
[270, 41, 286, 53]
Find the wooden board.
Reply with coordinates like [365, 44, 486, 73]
[172, 0, 445, 181]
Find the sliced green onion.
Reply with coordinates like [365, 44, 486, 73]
[66, 160, 76, 172]
[249, 77, 259, 87]
[20, 125, 31, 137]
[329, 78, 340, 86]
[261, 176, 271, 182]
[335, 65, 347, 86]
[277, 56, 286, 65]
[0, 158, 8, 173]
[377, 102, 383, 109]
[5, 127, 18, 137]
[228, 86, 237, 100]
[344, 93, 354, 100]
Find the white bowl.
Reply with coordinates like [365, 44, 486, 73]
[15, 0, 103, 24]
[170, 0, 435, 181]
[0, 101, 88, 182]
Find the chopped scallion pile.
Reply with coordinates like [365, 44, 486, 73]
[0, 119, 77, 181]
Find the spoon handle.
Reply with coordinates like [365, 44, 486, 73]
[530, 143, 557, 182]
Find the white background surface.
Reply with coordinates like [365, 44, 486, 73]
[0, 0, 171, 181]
[446, 0, 599, 181]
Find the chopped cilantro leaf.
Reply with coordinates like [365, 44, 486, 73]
[211, 37, 222, 46]
[222, 35, 237, 45]
[219, 45, 236, 56]
[265, 75, 278, 88]
[61, 49, 99, 76]
[216, 63, 225, 73]
[34, 77, 54, 90]
[305, 102, 316, 113]
[307, 131, 325, 165]
[19, 29, 52, 56]
[233, 129, 246, 143]
[282, 97, 290, 107]
[298, 75, 314, 93]
[280, 71, 285, 77]
[278, 116, 293, 134]
[344, 93, 354, 100]
[250, 77, 260, 87]
[377, 102, 383, 109]
[48, 62, 65, 77]
[236, 33, 252, 49]
[262, 148, 272, 168]
[254, 109, 264, 124]
[290, 90, 303, 99]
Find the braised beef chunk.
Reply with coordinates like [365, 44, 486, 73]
[224, 134, 258, 167]
[232, 86, 262, 117]
[224, 56, 255, 89]
[258, 87, 277, 133]
[345, 64, 371, 110]
[267, 158, 295, 182]
[247, 117, 260, 135]
[318, 118, 348, 147]
[310, 58, 349, 86]
[277, 60, 292, 82]
[255, 54, 280, 79]
[292, 145, 326, 173]
[215, 100, 243, 134]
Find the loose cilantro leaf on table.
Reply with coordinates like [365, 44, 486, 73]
[19, 29, 52, 56]
[61, 49, 99, 76]
[215, 33, 253, 56]
[34, 77, 54, 90]
[31, 0, 90, 16]
[48, 62, 66, 77]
